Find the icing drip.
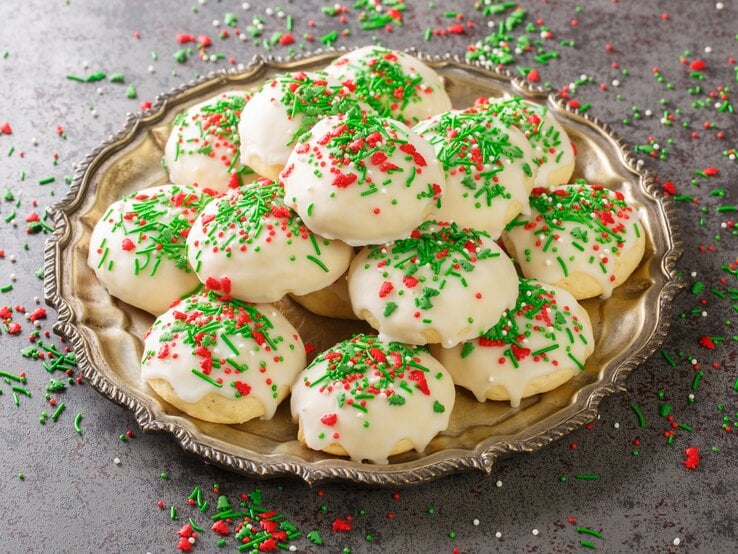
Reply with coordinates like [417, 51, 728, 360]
[435, 279, 594, 407]
[291, 334, 455, 464]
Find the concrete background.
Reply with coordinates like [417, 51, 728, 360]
[0, 0, 736, 552]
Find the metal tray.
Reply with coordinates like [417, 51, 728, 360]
[44, 50, 683, 486]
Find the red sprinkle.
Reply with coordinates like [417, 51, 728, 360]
[683, 447, 700, 470]
[698, 336, 716, 349]
[378, 281, 394, 298]
[332, 518, 352, 532]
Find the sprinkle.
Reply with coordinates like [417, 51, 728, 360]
[191, 369, 223, 388]
[661, 349, 676, 367]
[577, 527, 603, 538]
[630, 403, 646, 427]
[74, 412, 84, 435]
[51, 402, 66, 421]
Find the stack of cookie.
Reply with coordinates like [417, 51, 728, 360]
[88, 46, 646, 464]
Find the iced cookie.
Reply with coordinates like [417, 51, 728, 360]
[238, 71, 368, 180]
[291, 334, 455, 464]
[324, 46, 452, 125]
[502, 183, 646, 299]
[414, 108, 536, 238]
[431, 279, 594, 407]
[141, 290, 306, 424]
[88, 184, 216, 315]
[348, 221, 519, 347]
[475, 96, 575, 188]
[165, 90, 255, 192]
[281, 110, 445, 247]
[187, 178, 353, 303]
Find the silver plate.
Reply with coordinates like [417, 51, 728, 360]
[44, 50, 683, 486]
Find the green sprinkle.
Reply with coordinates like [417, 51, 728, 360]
[51, 402, 66, 421]
[691, 371, 704, 391]
[557, 256, 569, 277]
[307, 530, 323, 545]
[306, 255, 329, 272]
[74, 412, 83, 435]
[580, 541, 597, 549]
[661, 349, 676, 367]
[66, 71, 106, 83]
[630, 403, 645, 427]
[126, 84, 137, 99]
[109, 72, 125, 83]
[38, 177, 56, 185]
[575, 474, 599, 480]
[577, 528, 603, 538]
[170, 506, 178, 520]
[191, 369, 223, 388]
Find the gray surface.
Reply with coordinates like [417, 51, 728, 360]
[0, 0, 736, 552]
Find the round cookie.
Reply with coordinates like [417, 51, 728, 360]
[88, 184, 216, 315]
[141, 290, 306, 424]
[413, 108, 536, 238]
[281, 111, 445, 246]
[324, 46, 452, 125]
[475, 96, 575, 188]
[289, 272, 358, 320]
[238, 71, 368, 180]
[502, 183, 646, 300]
[348, 221, 519, 347]
[431, 279, 594, 407]
[291, 334, 455, 464]
[187, 178, 353, 303]
[165, 90, 255, 192]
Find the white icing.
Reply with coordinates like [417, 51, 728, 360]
[88, 184, 213, 315]
[141, 293, 305, 417]
[165, 90, 253, 193]
[290, 336, 455, 464]
[433, 280, 594, 407]
[324, 46, 452, 125]
[503, 184, 643, 299]
[238, 72, 366, 172]
[348, 222, 519, 347]
[414, 110, 536, 239]
[281, 113, 446, 247]
[186, 180, 353, 303]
